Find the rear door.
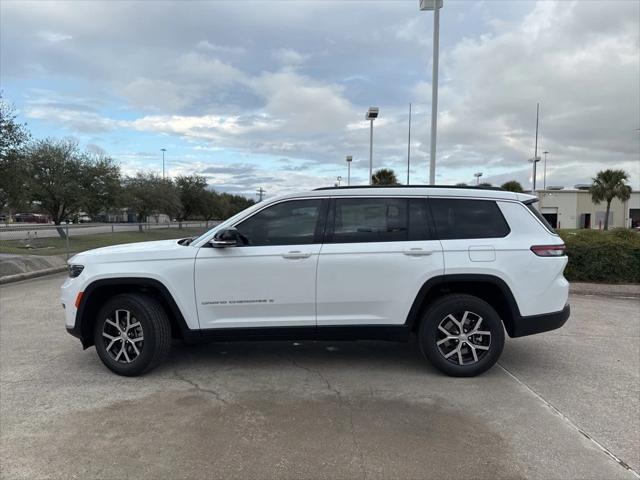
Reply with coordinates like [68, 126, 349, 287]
[316, 196, 444, 326]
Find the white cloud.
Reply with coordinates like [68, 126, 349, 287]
[125, 113, 279, 140]
[272, 48, 309, 66]
[195, 40, 245, 55]
[248, 71, 353, 135]
[38, 31, 72, 43]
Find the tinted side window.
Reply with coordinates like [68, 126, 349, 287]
[332, 198, 407, 243]
[430, 199, 510, 239]
[409, 198, 432, 240]
[329, 197, 431, 243]
[235, 199, 322, 246]
[526, 202, 555, 233]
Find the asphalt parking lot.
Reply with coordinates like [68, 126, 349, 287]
[1, 274, 638, 479]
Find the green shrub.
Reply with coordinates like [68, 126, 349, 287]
[558, 229, 640, 283]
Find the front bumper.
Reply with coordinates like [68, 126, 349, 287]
[510, 304, 570, 338]
[60, 276, 85, 343]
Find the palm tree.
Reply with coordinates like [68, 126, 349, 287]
[372, 168, 399, 185]
[589, 169, 631, 230]
[501, 180, 524, 193]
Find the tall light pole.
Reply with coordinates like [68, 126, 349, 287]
[407, 103, 412, 185]
[420, 0, 443, 185]
[160, 148, 167, 179]
[346, 155, 353, 186]
[529, 157, 541, 191]
[528, 102, 542, 192]
[366, 107, 379, 185]
[543, 150, 549, 190]
[474, 172, 483, 185]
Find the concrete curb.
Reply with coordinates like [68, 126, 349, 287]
[0, 266, 68, 285]
[570, 282, 640, 298]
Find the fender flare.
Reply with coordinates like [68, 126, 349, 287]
[404, 274, 522, 334]
[71, 277, 193, 348]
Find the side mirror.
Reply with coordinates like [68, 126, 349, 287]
[210, 228, 242, 248]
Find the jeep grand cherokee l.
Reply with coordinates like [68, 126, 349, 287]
[61, 186, 570, 377]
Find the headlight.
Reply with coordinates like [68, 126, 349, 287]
[68, 265, 84, 278]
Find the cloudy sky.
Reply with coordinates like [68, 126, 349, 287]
[1, 0, 638, 198]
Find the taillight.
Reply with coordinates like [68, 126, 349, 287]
[531, 244, 566, 257]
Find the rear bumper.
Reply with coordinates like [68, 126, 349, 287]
[509, 304, 570, 338]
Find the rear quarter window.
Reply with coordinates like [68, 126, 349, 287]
[525, 202, 556, 234]
[429, 198, 510, 239]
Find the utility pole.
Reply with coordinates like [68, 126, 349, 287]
[366, 107, 379, 185]
[407, 103, 412, 185]
[161, 148, 167, 179]
[534, 103, 539, 164]
[420, 0, 443, 184]
[543, 151, 549, 190]
[530, 103, 541, 192]
[256, 187, 266, 202]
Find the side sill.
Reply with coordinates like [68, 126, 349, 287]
[184, 325, 411, 343]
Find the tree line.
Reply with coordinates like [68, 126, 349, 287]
[0, 96, 254, 234]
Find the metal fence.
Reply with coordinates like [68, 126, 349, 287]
[0, 221, 219, 259]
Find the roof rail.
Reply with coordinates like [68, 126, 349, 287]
[313, 184, 505, 191]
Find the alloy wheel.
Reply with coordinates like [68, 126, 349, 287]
[436, 310, 491, 366]
[102, 309, 144, 363]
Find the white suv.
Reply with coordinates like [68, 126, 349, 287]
[61, 186, 570, 377]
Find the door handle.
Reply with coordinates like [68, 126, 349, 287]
[282, 251, 312, 259]
[403, 248, 433, 257]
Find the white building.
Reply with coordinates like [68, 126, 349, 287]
[534, 186, 639, 229]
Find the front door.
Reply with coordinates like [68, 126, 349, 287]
[195, 198, 326, 329]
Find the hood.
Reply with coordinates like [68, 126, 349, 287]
[69, 239, 197, 265]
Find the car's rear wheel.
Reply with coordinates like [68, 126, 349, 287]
[418, 294, 505, 377]
[93, 293, 171, 376]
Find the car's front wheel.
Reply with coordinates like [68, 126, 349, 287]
[93, 293, 171, 376]
[418, 294, 505, 377]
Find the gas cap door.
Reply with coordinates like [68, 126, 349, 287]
[468, 245, 496, 262]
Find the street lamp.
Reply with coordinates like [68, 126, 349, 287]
[160, 148, 167, 179]
[529, 156, 541, 191]
[474, 172, 483, 185]
[336, 176, 342, 187]
[366, 107, 379, 186]
[346, 155, 353, 186]
[543, 151, 549, 190]
[419, 0, 443, 185]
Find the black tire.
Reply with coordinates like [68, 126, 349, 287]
[418, 294, 505, 377]
[93, 293, 171, 376]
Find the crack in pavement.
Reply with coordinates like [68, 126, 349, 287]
[498, 363, 640, 479]
[172, 370, 229, 405]
[278, 353, 368, 480]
